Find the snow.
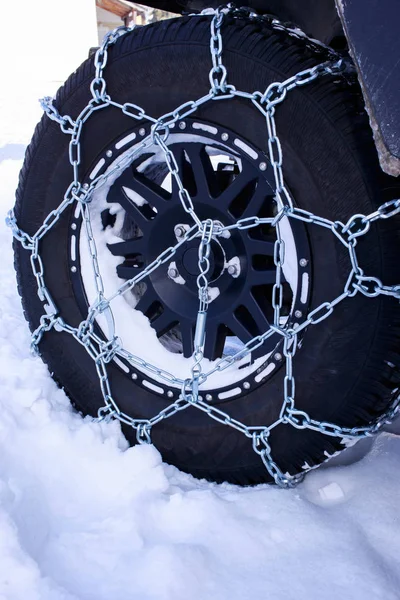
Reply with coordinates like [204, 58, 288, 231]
[1, 79, 400, 600]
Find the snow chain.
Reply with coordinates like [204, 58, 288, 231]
[7, 5, 400, 487]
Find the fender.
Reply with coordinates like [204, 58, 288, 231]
[335, 0, 400, 175]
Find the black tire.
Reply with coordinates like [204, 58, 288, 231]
[14, 15, 400, 484]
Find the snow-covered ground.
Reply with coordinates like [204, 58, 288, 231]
[1, 78, 400, 600]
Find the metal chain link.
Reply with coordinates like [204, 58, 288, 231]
[7, 6, 400, 488]
[209, 6, 230, 95]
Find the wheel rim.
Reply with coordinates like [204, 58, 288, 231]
[69, 119, 312, 400]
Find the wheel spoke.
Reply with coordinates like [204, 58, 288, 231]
[225, 307, 277, 360]
[218, 161, 259, 215]
[151, 309, 178, 337]
[183, 144, 220, 198]
[107, 167, 134, 204]
[170, 146, 197, 197]
[248, 238, 276, 256]
[107, 168, 168, 231]
[244, 293, 271, 335]
[116, 263, 144, 280]
[204, 322, 226, 361]
[224, 314, 253, 344]
[241, 179, 274, 219]
[123, 171, 170, 213]
[135, 285, 159, 316]
[180, 321, 194, 358]
[107, 237, 145, 257]
[248, 268, 277, 287]
[111, 187, 152, 232]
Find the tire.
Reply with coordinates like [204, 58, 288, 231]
[14, 15, 400, 485]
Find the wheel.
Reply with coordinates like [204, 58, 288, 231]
[13, 14, 400, 485]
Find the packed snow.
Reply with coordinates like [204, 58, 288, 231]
[1, 77, 400, 600]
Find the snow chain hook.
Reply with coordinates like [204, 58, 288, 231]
[7, 5, 400, 487]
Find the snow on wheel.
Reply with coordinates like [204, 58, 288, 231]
[10, 10, 400, 485]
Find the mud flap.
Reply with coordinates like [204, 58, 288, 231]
[336, 0, 400, 176]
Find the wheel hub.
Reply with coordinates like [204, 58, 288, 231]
[181, 240, 225, 280]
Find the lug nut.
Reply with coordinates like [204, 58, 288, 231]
[227, 264, 238, 276]
[259, 162, 267, 171]
[178, 121, 186, 130]
[299, 258, 308, 267]
[168, 267, 178, 279]
[206, 394, 212, 401]
[295, 310, 303, 319]
[174, 225, 186, 239]
[221, 133, 229, 141]
[274, 352, 282, 361]
[243, 381, 250, 390]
